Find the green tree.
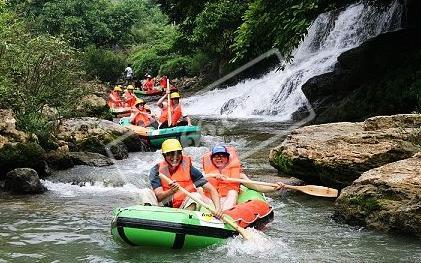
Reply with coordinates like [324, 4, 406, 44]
[232, 0, 320, 63]
[0, 7, 86, 141]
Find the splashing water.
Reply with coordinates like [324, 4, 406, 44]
[183, 1, 402, 122]
[212, 228, 290, 260]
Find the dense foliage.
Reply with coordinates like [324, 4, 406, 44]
[0, 4, 86, 142]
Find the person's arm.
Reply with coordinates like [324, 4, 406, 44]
[156, 93, 167, 107]
[150, 165, 176, 202]
[239, 173, 284, 193]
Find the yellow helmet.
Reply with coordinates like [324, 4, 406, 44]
[127, 85, 134, 90]
[114, 86, 122, 92]
[161, 139, 182, 154]
[170, 92, 181, 99]
[135, 98, 145, 105]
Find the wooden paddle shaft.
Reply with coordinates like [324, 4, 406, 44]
[167, 79, 172, 126]
[158, 173, 251, 239]
[221, 177, 338, 198]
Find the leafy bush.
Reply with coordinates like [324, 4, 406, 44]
[0, 9, 87, 145]
[160, 56, 193, 77]
[82, 46, 126, 82]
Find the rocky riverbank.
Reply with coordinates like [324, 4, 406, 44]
[269, 114, 420, 237]
[0, 109, 149, 194]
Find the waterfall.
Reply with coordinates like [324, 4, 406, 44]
[183, 1, 402, 122]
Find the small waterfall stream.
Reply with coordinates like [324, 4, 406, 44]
[184, 1, 402, 122]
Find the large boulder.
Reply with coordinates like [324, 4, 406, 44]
[269, 114, 420, 189]
[56, 117, 148, 158]
[301, 27, 421, 124]
[334, 153, 421, 237]
[69, 152, 114, 167]
[0, 109, 30, 148]
[2, 168, 47, 194]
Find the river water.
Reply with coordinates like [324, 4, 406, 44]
[2, 1, 420, 262]
[1, 119, 420, 262]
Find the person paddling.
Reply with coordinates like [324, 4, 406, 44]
[156, 91, 191, 128]
[140, 139, 223, 218]
[143, 74, 155, 92]
[202, 145, 284, 210]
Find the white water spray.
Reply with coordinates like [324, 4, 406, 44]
[184, 1, 402, 122]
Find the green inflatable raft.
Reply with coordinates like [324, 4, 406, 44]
[119, 117, 201, 148]
[111, 187, 273, 249]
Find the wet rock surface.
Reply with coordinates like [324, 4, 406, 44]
[334, 153, 421, 237]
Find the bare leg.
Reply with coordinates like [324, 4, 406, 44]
[221, 190, 238, 211]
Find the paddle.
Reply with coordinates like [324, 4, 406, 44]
[167, 79, 172, 126]
[207, 175, 338, 198]
[158, 173, 252, 240]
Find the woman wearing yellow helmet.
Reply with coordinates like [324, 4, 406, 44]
[129, 99, 158, 128]
[124, 85, 137, 107]
[107, 85, 124, 108]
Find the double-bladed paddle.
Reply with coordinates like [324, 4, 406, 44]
[219, 177, 338, 198]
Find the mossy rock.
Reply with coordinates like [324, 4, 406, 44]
[270, 153, 293, 174]
[0, 143, 47, 178]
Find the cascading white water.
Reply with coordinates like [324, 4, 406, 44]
[184, 1, 402, 121]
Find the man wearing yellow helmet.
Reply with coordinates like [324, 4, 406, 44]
[156, 91, 191, 128]
[141, 139, 222, 217]
[107, 85, 124, 108]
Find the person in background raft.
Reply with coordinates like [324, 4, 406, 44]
[107, 85, 124, 108]
[129, 99, 158, 128]
[159, 75, 168, 90]
[143, 74, 155, 92]
[156, 91, 191, 128]
[139, 139, 223, 217]
[123, 85, 137, 107]
[201, 145, 285, 211]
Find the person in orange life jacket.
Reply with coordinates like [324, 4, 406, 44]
[170, 92, 191, 126]
[156, 91, 191, 128]
[143, 75, 155, 92]
[107, 85, 124, 108]
[156, 95, 170, 126]
[202, 145, 285, 211]
[145, 139, 223, 217]
[159, 75, 168, 89]
[123, 85, 137, 107]
[129, 99, 159, 128]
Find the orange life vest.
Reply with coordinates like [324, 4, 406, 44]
[201, 146, 241, 197]
[160, 77, 167, 88]
[159, 107, 168, 124]
[132, 109, 152, 127]
[143, 80, 154, 92]
[125, 92, 137, 107]
[171, 104, 183, 124]
[108, 91, 123, 108]
[159, 156, 196, 208]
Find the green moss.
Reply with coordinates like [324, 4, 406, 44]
[272, 153, 293, 174]
[348, 196, 382, 213]
[0, 143, 46, 177]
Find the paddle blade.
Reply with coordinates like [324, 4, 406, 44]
[288, 185, 338, 198]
